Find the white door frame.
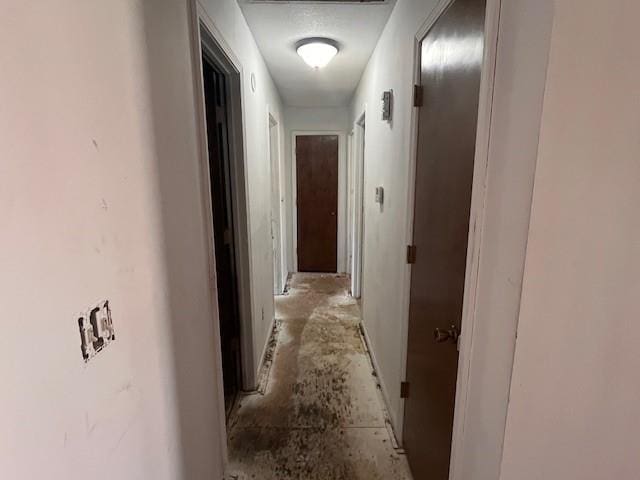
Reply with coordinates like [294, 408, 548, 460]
[448, 0, 502, 474]
[350, 113, 366, 298]
[291, 130, 347, 273]
[267, 109, 286, 294]
[346, 131, 355, 276]
[398, 0, 515, 478]
[188, 0, 258, 464]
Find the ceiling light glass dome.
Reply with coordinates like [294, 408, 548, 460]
[297, 40, 338, 69]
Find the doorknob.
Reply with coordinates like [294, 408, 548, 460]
[330, 211, 336, 216]
[434, 325, 459, 344]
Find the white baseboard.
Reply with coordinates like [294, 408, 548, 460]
[252, 315, 277, 391]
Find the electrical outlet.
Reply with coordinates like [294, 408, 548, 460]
[78, 300, 115, 362]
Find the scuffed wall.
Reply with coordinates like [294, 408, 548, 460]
[0, 0, 282, 478]
[0, 1, 221, 478]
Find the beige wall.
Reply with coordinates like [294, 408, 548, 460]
[0, 0, 281, 478]
[500, 1, 640, 478]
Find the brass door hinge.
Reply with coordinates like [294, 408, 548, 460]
[407, 245, 417, 264]
[401, 381, 410, 399]
[413, 84, 423, 107]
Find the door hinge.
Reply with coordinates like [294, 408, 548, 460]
[413, 84, 423, 107]
[406, 245, 417, 264]
[401, 381, 410, 399]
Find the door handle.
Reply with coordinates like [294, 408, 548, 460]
[434, 325, 460, 344]
[330, 212, 336, 216]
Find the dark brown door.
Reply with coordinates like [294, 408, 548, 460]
[403, 0, 486, 478]
[202, 52, 242, 417]
[296, 135, 339, 273]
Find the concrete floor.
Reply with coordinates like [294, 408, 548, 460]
[227, 273, 412, 480]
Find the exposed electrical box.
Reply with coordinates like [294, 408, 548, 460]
[78, 300, 115, 362]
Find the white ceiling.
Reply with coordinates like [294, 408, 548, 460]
[238, 0, 396, 107]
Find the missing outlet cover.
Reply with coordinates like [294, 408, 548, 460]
[78, 300, 115, 362]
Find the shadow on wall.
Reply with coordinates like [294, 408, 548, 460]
[141, 1, 225, 478]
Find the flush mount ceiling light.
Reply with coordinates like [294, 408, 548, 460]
[296, 39, 338, 69]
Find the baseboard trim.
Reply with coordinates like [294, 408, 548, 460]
[358, 320, 403, 447]
[250, 315, 278, 393]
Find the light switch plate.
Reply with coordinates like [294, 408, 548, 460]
[375, 186, 384, 205]
[78, 300, 115, 362]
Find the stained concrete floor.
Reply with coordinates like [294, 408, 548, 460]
[227, 273, 412, 480]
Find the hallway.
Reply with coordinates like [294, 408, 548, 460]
[227, 274, 412, 479]
[5, 1, 640, 479]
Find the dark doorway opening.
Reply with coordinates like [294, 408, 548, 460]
[202, 51, 243, 418]
[295, 134, 339, 273]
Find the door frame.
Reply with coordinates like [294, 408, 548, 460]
[398, 0, 504, 477]
[346, 131, 354, 276]
[350, 112, 366, 298]
[267, 108, 286, 294]
[189, 1, 257, 459]
[291, 130, 346, 273]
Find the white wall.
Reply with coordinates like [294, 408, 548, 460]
[348, 0, 443, 435]
[349, 3, 554, 480]
[0, 0, 281, 478]
[500, 1, 640, 478]
[283, 106, 350, 274]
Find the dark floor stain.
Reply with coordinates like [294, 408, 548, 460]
[227, 274, 412, 480]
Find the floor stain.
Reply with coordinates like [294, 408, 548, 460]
[227, 273, 412, 480]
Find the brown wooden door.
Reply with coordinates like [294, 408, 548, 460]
[403, 0, 486, 478]
[296, 135, 338, 273]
